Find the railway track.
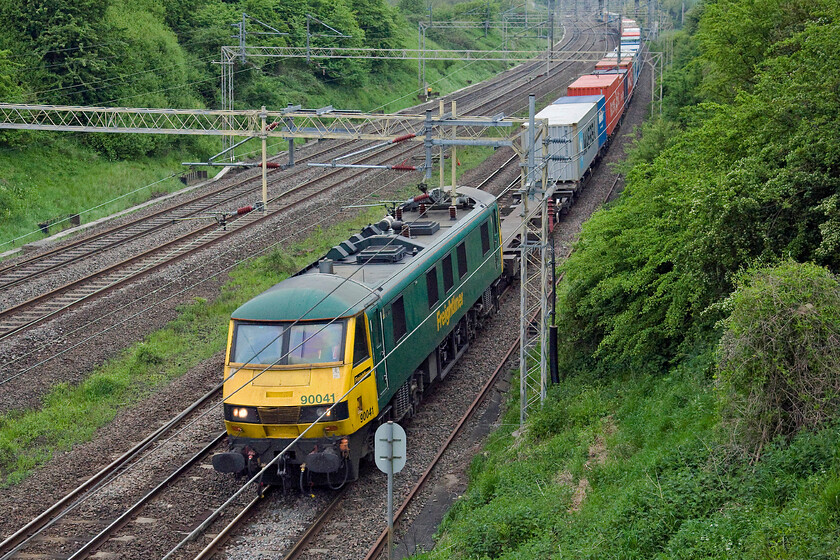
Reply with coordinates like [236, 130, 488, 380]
[0, 17, 614, 560]
[0, 384, 226, 560]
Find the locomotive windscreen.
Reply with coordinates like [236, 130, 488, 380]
[231, 321, 346, 366]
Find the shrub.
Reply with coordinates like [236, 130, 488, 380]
[715, 261, 840, 454]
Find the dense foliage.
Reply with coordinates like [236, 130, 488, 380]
[412, 1, 840, 558]
[716, 261, 840, 454]
[0, 0, 530, 134]
[558, 0, 840, 375]
[0, 0, 399, 107]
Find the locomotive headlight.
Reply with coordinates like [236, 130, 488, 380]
[224, 404, 259, 423]
[299, 402, 349, 423]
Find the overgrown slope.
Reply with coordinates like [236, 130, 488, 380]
[413, 1, 840, 558]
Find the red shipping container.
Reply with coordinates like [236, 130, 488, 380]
[595, 56, 633, 71]
[567, 74, 626, 136]
[594, 57, 635, 96]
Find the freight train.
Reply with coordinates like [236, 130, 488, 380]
[212, 20, 642, 487]
[527, 15, 643, 218]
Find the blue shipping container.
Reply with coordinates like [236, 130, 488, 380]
[553, 94, 607, 148]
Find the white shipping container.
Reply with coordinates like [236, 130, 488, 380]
[526, 102, 601, 184]
[609, 44, 640, 57]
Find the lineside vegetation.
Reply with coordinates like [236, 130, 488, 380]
[411, 0, 840, 558]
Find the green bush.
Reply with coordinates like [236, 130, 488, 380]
[716, 261, 840, 454]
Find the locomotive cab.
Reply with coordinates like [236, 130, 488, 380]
[212, 276, 381, 485]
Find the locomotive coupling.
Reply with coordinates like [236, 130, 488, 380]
[306, 445, 342, 473]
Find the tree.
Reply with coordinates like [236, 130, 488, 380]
[4, 0, 123, 105]
[556, 0, 840, 375]
[0, 50, 27, 147]
[306, 0, 366, 85]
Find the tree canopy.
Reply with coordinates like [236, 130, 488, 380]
[557, 0, 840, 374]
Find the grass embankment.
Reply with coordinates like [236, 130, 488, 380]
[415, 364, 840, 559]
[0, 208, 382, 487]
[0, 140, 213, 248]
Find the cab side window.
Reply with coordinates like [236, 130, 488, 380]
[352, 314, 370, 366]
[392, 296, 407, 342]
[457, 241, 468, 280]
[426, 267, 439, 308]
[480, 221, 491, 255]
[442, 254, 454, 292]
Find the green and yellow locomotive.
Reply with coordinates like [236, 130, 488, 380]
[212, 187, 505, 486]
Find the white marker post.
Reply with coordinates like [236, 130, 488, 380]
[375, 421, 406, 560]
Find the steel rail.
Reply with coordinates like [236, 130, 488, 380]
[474, 154, 518, 191]
[192, 490, 268, 560]
[278, 489, 349, 560]
[0, 383, 222, 559]
[66, 432, 227, 560]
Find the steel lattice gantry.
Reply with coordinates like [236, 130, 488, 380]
[0, 104, 424, 140]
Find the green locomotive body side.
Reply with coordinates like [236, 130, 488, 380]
[366, 189, 502, 409]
